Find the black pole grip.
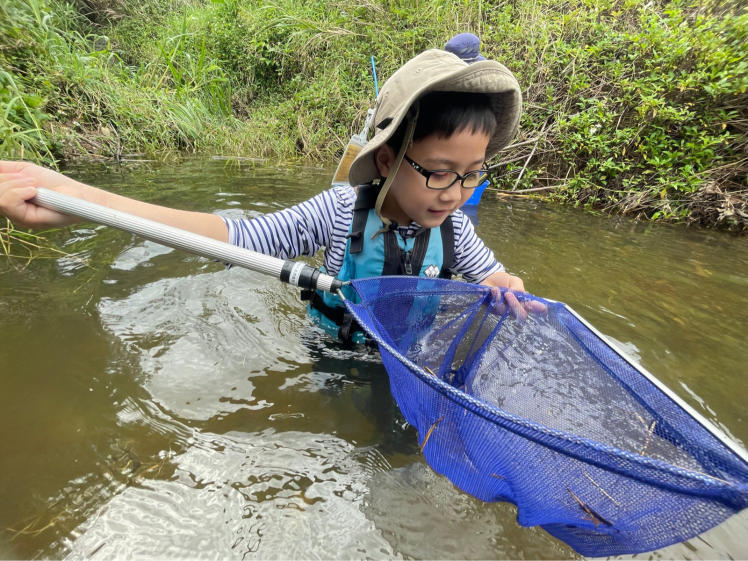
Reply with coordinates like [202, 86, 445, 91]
[280, 261, 343, 293]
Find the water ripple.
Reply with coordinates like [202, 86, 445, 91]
[64, 430, 397, 560]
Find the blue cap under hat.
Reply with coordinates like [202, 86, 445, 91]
[444, 33, 486, 63]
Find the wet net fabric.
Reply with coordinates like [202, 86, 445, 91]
[345, 276, 748, 557]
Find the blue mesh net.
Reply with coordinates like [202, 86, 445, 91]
[344, 276, 748, 557]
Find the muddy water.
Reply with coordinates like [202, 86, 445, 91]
[1, 159, 746, 560]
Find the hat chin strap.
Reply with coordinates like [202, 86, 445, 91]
[373, 104, 419, 233]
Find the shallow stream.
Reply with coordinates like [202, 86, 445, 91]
[1, 159, 746, 559]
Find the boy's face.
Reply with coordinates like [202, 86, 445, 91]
[375, 128, 490, 228]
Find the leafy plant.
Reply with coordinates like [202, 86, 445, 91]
[0, 0, 745, 229]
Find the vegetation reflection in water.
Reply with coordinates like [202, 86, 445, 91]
[0, 159, 746, 560]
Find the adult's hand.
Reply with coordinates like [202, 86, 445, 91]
[0, 161, 87, 228]
[0, 160, 230, 241]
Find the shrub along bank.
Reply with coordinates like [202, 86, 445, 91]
[1, 0, 746, 230]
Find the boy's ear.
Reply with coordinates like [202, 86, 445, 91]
[373, 144, 395, 178]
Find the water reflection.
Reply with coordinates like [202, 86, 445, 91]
[64, 429, 397, 560]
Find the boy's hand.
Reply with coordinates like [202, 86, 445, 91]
[480, 270, 546, 320]
[488, 287, 547, 321]
[0, 160, 84, 228]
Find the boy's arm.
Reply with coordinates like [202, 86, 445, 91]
[448, 212, 544, 318]
[450, 210, 524, 290]
[0, 161, 228, 241]
[225, 186, 354, 261]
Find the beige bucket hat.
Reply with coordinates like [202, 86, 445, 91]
[347, 48, 522, 190]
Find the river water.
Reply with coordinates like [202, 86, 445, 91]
[1, 159, 746, 560]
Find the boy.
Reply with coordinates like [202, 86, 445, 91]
[0, 46, 528, 342]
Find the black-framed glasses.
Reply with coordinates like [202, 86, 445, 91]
[403, 154, 486, 190]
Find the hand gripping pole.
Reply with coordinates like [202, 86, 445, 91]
[31, 188, 343, 294]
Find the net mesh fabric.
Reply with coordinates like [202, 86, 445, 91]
[345, 276, 748, 556]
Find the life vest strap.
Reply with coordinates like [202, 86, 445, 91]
[348, 183, 380, 255]
[440, 215, 455, 278]
[302, 288, 370, 346]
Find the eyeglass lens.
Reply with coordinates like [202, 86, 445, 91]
[428, 170, 485, 189]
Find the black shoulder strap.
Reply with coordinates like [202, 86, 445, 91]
[409, 229, 431, 275]
[381, 230, 400, 276]
[348, 183, 379, 255]
[439, 215, 455, 279]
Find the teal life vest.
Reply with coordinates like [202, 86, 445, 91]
[304, 183, 455, 344]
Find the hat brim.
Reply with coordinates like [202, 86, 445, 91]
[348, 50, 522, 187]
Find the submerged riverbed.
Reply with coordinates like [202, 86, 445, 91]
[1, 159, 746, 559]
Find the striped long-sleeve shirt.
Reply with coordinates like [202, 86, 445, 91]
[224, 184, 504, 283]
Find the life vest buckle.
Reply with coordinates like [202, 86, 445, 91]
[402, 250, 413, 275]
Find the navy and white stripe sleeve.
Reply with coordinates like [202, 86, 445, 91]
[223, 185, 355, 273]
[451, 210, 505, 283]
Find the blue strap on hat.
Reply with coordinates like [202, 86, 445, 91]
[444, 33, 486, 63]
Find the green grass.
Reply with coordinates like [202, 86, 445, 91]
[1, 0, 746, 229]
